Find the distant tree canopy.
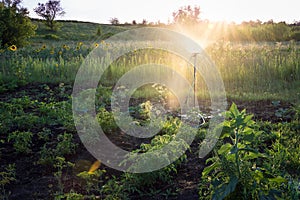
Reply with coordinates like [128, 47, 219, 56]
[0, 0, 36, 47]
[34, 0, 65, 31]
[172, 5, 201, 25]
[109, 17, 119, 25]
[222, 22, 295, 42]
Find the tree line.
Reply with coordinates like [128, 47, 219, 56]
[0, 2, 299, 48]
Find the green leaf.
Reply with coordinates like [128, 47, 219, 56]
[235, 115, 244, 127]
[205, 157, 216, 164]
[244, 114, 254, 124]
[242, 133, 255, 143]
[229, 103, 239, 118]
[239, 148, 267, 159]
[268, 176, 286, 184]
[243, 152, 266, 160]
[202, 162, 220, 177]
[243, 127, 254, 135]
[218, 143, 232, 155]
[254, 170, 264, 183]
[212, 176, 239, 200]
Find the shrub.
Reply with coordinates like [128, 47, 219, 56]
[0, 0, 36, 47]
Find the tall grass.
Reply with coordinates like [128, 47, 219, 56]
[0, 40, 299, 101]
[206, 41, 300, 101]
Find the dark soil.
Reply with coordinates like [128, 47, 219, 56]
[0, 83, 294, 200]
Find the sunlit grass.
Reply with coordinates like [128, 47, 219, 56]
[0, 39, 299, 102]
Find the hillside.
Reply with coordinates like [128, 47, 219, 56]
[29, 19, 300, 45]
[30, 19, 134, 44]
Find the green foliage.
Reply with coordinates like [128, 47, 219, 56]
[96, 107, 118, 133]
[222, 21, 299, 42]
[265, 107, 300, 176]
[199, 103, 286, 200]
[95, 85, 112, 108]
[54, 191, 84, 200]
[8, 131, 33, 153]
[290, 31, 300, 41]
[53, 156, 74, 197]
[76, 169, 106, 194]
[0, 0, 36, 47]
[207, 41, 300, 101]
[101, 176, 129, 200]
[129, 101, 153, 124]
[160, 117, 182, 135]
[0, 164, 16, 197]
[55, 132, 77, 155]
[38, 132, 77, 165]
[119, 117, 188, 197]
[43, 33, 60, 40]
[96, 26, 102, 36]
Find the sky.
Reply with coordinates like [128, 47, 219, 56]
[24, 0, 300, 24]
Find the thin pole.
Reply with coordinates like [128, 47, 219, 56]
[193, 53, 199, 107]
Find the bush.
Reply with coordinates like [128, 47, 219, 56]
[290, 31, 300, 41]
[0, 0, 36, 47]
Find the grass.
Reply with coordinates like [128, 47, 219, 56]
[1, 33, 299, 103]
[30, 19, 132, 43]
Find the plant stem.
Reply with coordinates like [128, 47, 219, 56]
[235, 129, 241, 178]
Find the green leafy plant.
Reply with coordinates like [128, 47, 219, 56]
[54, 190, 84, 200]
[96, 107, 118, 133]
[200, 103, 286, 200]
[77, 169, 106, 195]
[37, 132, 77, 165]
[0, 164, 16, 198]
[101, 176, 129, 200]
[8, 131, 33, 153]
[119, 117, 188, 198]
[265, 105, 300, 177]
[53, 156, 74, 197]
[129, 100, 153, 125]
[55, 132, 77, 155]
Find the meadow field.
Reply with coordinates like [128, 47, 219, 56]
[0, 20, 299, 199]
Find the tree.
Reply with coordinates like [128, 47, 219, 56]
[141, 19, 147, 25]
[109, 17, 119, 25]
[34, 0, 65, 31]
[0, 0, 36, 47]
[172, 5, 201, 25]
